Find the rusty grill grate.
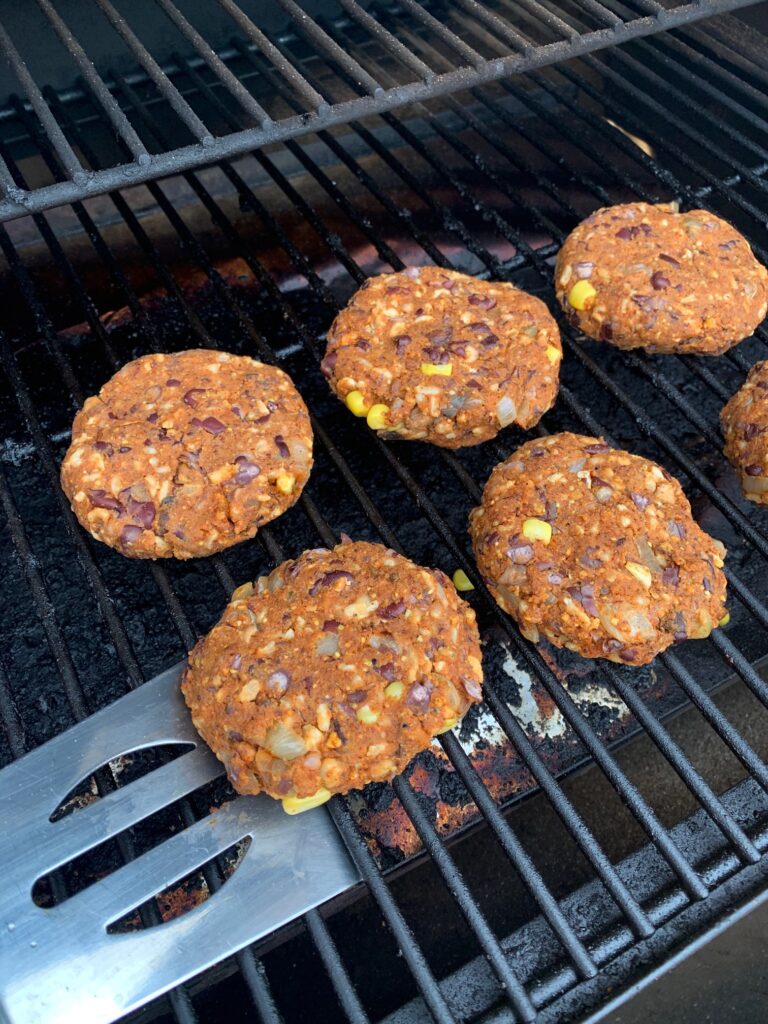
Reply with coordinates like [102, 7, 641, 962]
[2, 4, 768, 1023]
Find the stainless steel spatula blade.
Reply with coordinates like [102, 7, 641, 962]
[0, 664, 360, 1024]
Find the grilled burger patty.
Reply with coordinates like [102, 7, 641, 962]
[470, 432, 728, 665]
[181, 539, 483, 811]
[721, 359, 768, 504]
[555, 202, 768, 355]
[323, 266, 562, 447]
[61, 349, 313, 559]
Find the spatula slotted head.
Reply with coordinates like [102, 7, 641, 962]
[0, 663, 359, 1024]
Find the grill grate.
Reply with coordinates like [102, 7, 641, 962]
[0, 0, 760, 219]
[2, 5, 768, 1023]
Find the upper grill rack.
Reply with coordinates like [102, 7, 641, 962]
[0, 0, 760, 220]
[3, 6, 768, 1024]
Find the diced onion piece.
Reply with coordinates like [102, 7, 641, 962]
[282, 788, 332, 815]
[635, 535, 664, 574]
[626, 561, 652, 588]
[520, 622, 540, 643]
[289, 440, 311, 467]
[385, 681, 405, 700]
[743, 474, 768, 494]
[356, 704, 379, 724]
[599, 604, 655, 643]
[264, 722, 307, 760]
[315, 633, 340, 656]
[496, 395, 517, 427]
[496, 584, 520, 613]
[500, 563, 527, 587]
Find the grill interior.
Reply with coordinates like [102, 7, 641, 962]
[2, 3, 768, 1023]
[0, 0, 755, 218]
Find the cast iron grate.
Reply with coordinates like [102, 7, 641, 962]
[2, 6, 768, 1024]
[0, 0, 761, 219]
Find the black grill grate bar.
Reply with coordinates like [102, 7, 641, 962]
[684, 15, 768, 90]
[0, 659, 25, 759]
[215, 0, 328, 112]
[440, 730, 598, 977]
[607, 671, 760, 861]
[336, 0, 436, 81]
[91, 0, 212, 143]
[0, 17, 84, 184]
[455, 0, 535, 51]
[328, 797, 458, 1024]
[717, 569, 768, 642]
[33, 0, 150, 163]
[391, 0, 487, 66]
[658, 647, 768, 783]
[275, 0, 383, 95]
[633, 32, 768, 151]
[154, 0, 272, 126]
[511, 0, 621, 29]
[304, 908, 371, 1024]
[516, 0, 582, 39]
[679, 358, 733, 403]
[482, 682, 654, 939]
[390, 774, 539, 1021]
[709, 630, 768, 711]
[631, 0, 666, 13]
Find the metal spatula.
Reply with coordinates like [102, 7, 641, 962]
[0, 664, 361, 1024]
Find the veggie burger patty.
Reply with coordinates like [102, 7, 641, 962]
[182, 539, 483, 811]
